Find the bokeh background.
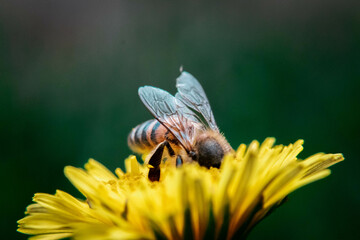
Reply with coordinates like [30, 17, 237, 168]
[1, 1, 359, 239]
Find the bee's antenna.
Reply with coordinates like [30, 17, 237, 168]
[179, 65, 183, 73]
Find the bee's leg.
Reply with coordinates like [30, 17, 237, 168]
[148, 141, 166, 182]
[176, 155, 183, 167]
[165, 141, 175, 157]
[148, 141, 178, 181]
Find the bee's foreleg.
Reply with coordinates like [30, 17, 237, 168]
[165, 141, 175, 157]
[176, 155, 183, 167]
[148, 141, 179, 181]
[148, 141, 166, 182]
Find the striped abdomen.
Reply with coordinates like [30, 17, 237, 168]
[128, 119, 167, 154]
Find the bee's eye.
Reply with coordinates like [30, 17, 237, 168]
[196, 138, 224, 168]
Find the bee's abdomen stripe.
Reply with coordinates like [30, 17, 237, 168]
[134, 123, 144, 146]
[146, 120, 157, 145]
[128, 127, 136, 146]
[151, 121, 161, 144]
[141, 120, 152, 147]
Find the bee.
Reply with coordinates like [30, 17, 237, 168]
[128, 70, 233, 181]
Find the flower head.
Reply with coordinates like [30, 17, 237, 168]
[18, 138, 343, 240]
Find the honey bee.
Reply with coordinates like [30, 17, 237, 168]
[128, 70, 233, 181]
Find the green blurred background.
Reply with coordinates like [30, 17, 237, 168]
[1, 1, 359, 239]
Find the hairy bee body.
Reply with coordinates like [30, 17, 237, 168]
[128, 70, 233, 181]
[128, 119, 190, 165]
[128, 119, 232, 167]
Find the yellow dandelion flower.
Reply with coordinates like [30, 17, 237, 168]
[17, 138, 343, 240]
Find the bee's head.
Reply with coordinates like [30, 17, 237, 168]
[192, 135, 224, 168]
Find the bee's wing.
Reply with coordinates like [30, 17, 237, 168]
[138, 86, 203, 151]
[175, 71, 219, 132]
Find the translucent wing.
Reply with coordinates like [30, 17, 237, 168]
[138, 86, 204, 151]
[175, 71, 219, 132]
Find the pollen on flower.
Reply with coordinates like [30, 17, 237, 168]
[17, 138, 343, 240]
